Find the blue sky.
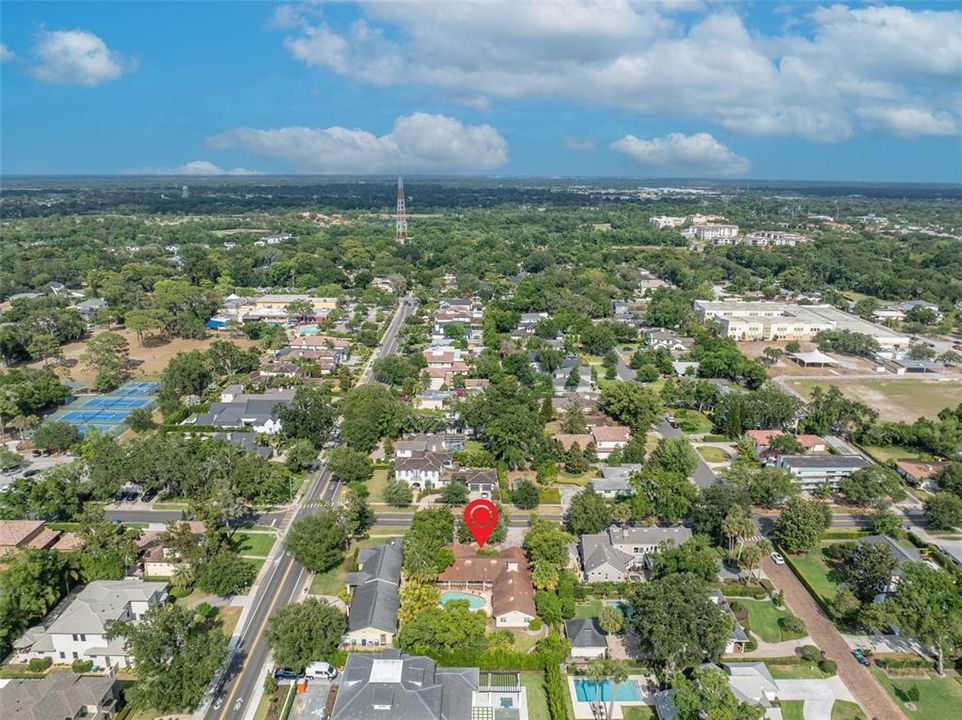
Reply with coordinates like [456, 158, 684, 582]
[1, 1, 960, 181]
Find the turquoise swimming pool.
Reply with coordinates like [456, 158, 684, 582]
[439, 591, 486, 610]
[297, 325, 320, 335]
[573, 678, 642, 702]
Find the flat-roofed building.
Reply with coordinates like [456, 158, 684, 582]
[693, 300, 909, 348]
[778, 454, 872, 492]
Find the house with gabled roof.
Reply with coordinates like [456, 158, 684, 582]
[564, 618, 608, 659]
[12, 578, 168, 668]
[436, 545, 536, 628]
[580, 525, 692, 583]
[344, 538, 402, 648]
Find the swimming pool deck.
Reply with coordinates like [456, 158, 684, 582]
[568, 675, 653, 720]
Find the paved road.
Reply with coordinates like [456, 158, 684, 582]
[763, 556, 905, 720]
[104, 506, 184, 524]
[200, 298, 414, 720]
[371, 511, 561, 528]
[655, 416, 718, 489]
[615, 350, 636, 382]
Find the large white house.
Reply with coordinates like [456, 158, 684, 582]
[12, 579, 168, 669]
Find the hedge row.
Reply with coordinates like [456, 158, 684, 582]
[875, 656, 936, 670]
[545, 661, 571, 720]
[428, 648, 546, 671]
[781, 550, 839, 621]
[717, 581, 767, 600]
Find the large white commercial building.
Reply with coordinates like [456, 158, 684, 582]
[693, 300, 910, 348]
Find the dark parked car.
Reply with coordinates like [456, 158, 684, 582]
[273, 668, 304, 681]
[32, 450, 42, 458]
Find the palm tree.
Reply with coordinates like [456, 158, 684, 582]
[11, 414, 38, 441]
[585, 659, 606, 719]
[171, 564, 195, 589]
[598, 606, 624, 637]
[721, 506, 754, 562]
[604, 659, 629, 720]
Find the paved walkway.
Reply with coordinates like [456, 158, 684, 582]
[764, 557, 905, 720]
[739, 636, 810, 658]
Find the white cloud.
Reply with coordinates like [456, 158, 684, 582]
[563, 136, 595, 151]
[206, 113, 509, 173]
[856, 107, 958, 137]
[125, 160, 261, 176]
[29, 29, 136, 86]
[0, 43, 15, 62]
[611, 132, 750, 177]
[277, 1, 962, 141]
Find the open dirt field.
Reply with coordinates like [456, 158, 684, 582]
[28, 327, 259, 383]
[785, 377, 962, 422]
[737, 340, 879, 377]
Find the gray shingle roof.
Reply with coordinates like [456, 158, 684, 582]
[332, 650, 478, 720]
[564, 618, 607, 649]
[3, 672, 116, 720]
[779, 454, 871, 470]
[580, 533, 634, 574]
[347, 539, 402, 635]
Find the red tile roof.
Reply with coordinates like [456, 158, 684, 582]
[437, 544, 536, 619]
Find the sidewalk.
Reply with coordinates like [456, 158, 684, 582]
[763, 557, 905, 720]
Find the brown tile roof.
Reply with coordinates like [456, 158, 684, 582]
[437, 544, 536, 619]
[25, 528, 61, 550]
[0, 520, 47, 549]
[591, 425, 630, 443]
[746, 429, 824, 449]
[896, 459, 951, 481]
[555, 434, 594, 451]
[51, 532, 82, 552]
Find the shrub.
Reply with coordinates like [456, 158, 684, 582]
[779, 615, 806, 634]
[28, 657, 52, 672]
[745, 636, 758, 653]
[71, 659, 94, 673]
[169, 586, 192, 600]
[818, 659, 837, 674]
[799, 645, 822, 662]
[760, 579, 775, 596]
[905, 685, 921, 703]
[528, 617, 543, 631]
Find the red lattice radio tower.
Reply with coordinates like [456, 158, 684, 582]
[394, 176, 408, 243]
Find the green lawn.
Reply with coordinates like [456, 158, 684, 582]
[234, 531, 277, 558]
[622, 707, 654, 720]
[861, 445, 932, 464]
[739, 599, 807, 643]
[310, 564, 345, 596]
[574, 599, 603, 619]
[787, 544, 839, 602]
[832, 700, 868, 720]
[697, 446, 729, 463]
[786, 378, 962, 422]
[768, 662, 834, 679]
[781, 700, 805, 720]
[369, 467, 390, 502]
[520, 672, 550, 720]
[243, 557, 266, 574]
[672, 408, 713, 434]
[539, 487, 562, 504]
[871, 668, 962, 718]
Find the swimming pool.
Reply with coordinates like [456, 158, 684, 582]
[297, 325, 320, 335]
[573, 678, 642, 703]
[439, 591, 486, 610]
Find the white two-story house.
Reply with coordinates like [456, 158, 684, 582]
[12, 579, 168, 669]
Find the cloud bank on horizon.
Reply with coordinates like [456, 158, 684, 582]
[1, 1, 960, 179]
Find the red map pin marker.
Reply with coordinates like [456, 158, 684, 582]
[464, 498, 498, 548]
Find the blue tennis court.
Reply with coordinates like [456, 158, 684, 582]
[82, 397, 152, 409]
[46, 380, 159, 435]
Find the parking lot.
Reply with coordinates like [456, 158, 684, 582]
[1, 442, 75, 490]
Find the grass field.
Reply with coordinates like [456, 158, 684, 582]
[235, 531, 277, 558]
[739, 599, 807, 643]
[244, 557, 266, 574]
[832, 700, 868, 720]
[698, 446, 730, 463]
[768, 661, 834, 679]
[781, 700, 805, 720]
[788, 544, 840, 602]
[575, 599, 604, 619]
[369, 467, 390, 502]
[861, 445, 933, 463]
[219, 606, 242, 636]
[622, 707, 655, 719]
[785, 378, 962, 422]
[871, 668, 962, 718]
[520, 672, 550, 720]
[672, 408, 714, 434]
[540, 487, 562, 504]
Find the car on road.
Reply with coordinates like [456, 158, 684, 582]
[305, 661, 337, 679]
[665, 416, 678, 428]
[770, 551, 786, 565]
[23, 469, 40, 478]
[31, 449, 42, 458]
[851, 648, 870, 666]
[953, 343, 962, 351]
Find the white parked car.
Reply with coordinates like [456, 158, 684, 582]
[770, 551, 785, 566]
[305, 661, 338, 679]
